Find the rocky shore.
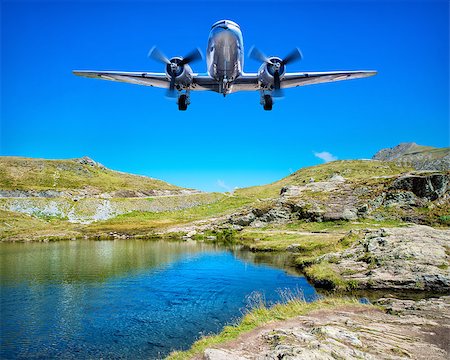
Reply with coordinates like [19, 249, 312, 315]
[199, 296, 450, 360]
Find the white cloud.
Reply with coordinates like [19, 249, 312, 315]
[216, 179, 237, 193]
[314, 151, 338, 163]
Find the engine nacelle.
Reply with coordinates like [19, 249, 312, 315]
[165, 57, 194, 89]
[258, 57, 286, 88]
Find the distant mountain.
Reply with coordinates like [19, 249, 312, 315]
[372, 143, 449, 171]
[0, 156, 188, 196]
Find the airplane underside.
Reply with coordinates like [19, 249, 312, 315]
[73, 19, 376, 111]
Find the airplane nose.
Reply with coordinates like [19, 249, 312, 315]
[214, 29, 236, 45]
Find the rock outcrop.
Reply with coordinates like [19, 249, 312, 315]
[226, 171, 449, 228]
[391, 173, 449, 200]
[319, 225, 450, 291]
[74, 156, 106, 169]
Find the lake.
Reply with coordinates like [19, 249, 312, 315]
[0, 240, 318, 359]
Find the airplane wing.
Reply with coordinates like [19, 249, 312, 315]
[73, 70, 376, 92]
[281, 70, 377, 88]
[229, 70, 377, 92]
[72, 70, 171, 88]
[73, 70, 220, 91]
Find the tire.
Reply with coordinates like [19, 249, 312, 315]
[178, 94, 188, 111]
[263, 95, 273, 111]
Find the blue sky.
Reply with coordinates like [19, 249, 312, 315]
[1, 0, 448, 192]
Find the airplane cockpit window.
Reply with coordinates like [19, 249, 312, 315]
[211, 20, 240, 29]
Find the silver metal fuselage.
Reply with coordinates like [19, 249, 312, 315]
[206, 20, 244, 82]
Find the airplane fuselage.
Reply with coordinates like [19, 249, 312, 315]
[206, 20, 244, 86]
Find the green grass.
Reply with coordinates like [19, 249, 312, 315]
[167, 296, 366, 360]
[438, 215, 450, 226]
[0, 156, 182, 191]
[303, 262, 358, 290]
[282, 219, 406, 232]
[238, 231, 343, 253]
[0, 210, 81, 241]
[275, 160, 412, 185]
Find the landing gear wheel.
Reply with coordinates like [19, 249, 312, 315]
[263, 94, 273, 111]
[178, 94, 188, 111]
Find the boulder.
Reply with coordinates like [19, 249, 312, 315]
[384, 191, 420, 207]
[329, 174, 346, 182]
[280, 185, 302, 197]
[228, 212, 256, 227]
[290, 201, 325, 222]
[391, 174, 449, 200]
[323, 207, 358, 221]
[258, 207, 292, 223]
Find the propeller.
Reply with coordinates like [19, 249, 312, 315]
[249, 46, 303, 97]
[148, 46, 203, 97]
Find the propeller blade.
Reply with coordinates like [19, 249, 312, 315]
[166, 75, 177, 98]
[281, 48, 302, 65]
[273, 69, 284, 97]
[148, 46, 171, 65]
[273, 70, 281, 90]
[179, 48, 203, 66]
[248, 46, 270, 63]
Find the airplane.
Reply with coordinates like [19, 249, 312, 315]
[73, 19, 376, 111]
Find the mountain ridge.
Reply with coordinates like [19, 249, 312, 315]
[372, 142, 449, 171]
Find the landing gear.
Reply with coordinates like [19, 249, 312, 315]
[177, 91, 190, 111]
[262, 94, 273, 111]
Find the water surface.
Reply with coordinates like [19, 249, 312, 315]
[0, 240, 317, 359]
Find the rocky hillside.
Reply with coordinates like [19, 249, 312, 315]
[0, 156, 218, 226]
[1, 145, 449, 240]
[373, 142, 449, 171]
[226, 170, 449, 228]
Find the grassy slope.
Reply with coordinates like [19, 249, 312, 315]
[236, 160, 412, 200]
[0, 156, 182, 192]
[0, 210, 81, 241]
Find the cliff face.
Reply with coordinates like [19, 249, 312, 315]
[372, 142, 450, 171]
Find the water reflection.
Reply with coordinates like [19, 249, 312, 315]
[0, 240, 215, 284]
[0, 240, 317, 359]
